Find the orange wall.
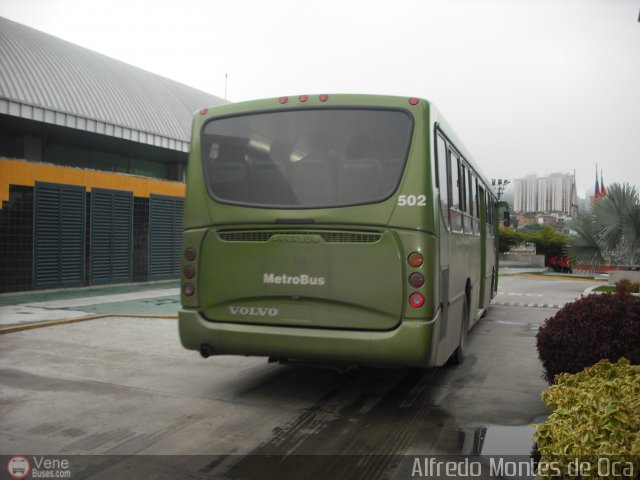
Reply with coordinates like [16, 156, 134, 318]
[0, 158, 185, 206]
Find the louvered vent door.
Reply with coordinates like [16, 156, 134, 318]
[34, 183, 85, 289]
[149, 195, 183, 279]
[90, 188, 133, 284]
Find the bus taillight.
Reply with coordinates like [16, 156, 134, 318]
[409, 98, 419, 105]
[407, 252, 423, 267]
[184, 265, 195, 279]
[184, 248, 197, 262]
[409, 272, 425, 288]
[409, 293, 425, 308]
[183, 283, 195, 297]
[299, 95, 309, 103]
[319, 94, 329, 102]
[279, 97, 289, 104]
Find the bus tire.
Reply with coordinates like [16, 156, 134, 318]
[450, 294, 469, 365]
[490, 267, 496, 299]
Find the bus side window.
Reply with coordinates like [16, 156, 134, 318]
[449, 150, 462, 232]
[471, 174, 478, 234]
[460, 164, 467, 212]
[475, 178, 480, 218]
[462, 163, 473, 234]
[435, 133, 449, 227]
[468, 172, 475, 216]
[449, 151, 460, 209]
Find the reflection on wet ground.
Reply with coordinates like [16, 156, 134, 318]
[220, 363, 545, 479]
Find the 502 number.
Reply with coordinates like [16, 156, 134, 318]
[397, 195, 427, 207]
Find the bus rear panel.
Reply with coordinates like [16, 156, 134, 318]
[179, 94, 495, 367]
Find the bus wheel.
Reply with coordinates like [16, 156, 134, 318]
[490, 268, 495, 298]
[450, 294, 469, 365]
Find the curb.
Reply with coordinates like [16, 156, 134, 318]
[0, 313, 177, 334]
[580, 286, 640, 297]
[513, 273, 603, 282]
[582, 285, 600, 296]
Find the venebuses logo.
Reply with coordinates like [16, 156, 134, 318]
[7, 456, 71, 479]
[7, 456, 30, 479]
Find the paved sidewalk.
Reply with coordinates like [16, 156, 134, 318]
[0, 280, 179, 327]
[500, 267, 606, 281]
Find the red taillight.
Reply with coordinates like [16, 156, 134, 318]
[409, 98, 419, 105]
[409, 272, 425, 288]
[409, 293, 425, 308]
[184, 248, 197, 262]
[184, 265, 195, 279]
[199, 108, 208, 115]
[279, 96, 289, 104]
[183, 283, 195, 297]
[408, 252, 423, 268]
[319, 94, 329, 102]
[299, 95, 309, 103]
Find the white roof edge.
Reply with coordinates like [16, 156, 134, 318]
[0, 97, 190, 153]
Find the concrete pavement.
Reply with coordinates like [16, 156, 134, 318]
[0, 275, 605, 478]
[2, 274, 583, 477]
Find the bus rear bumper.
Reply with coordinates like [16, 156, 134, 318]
[178, 309, 438, 368]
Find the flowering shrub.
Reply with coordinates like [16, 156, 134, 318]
[536, 291, 640, 384]
[615, 279, 640, 294]
[534, 359, 640, 479]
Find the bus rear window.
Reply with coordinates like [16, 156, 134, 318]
[201, 109, 413, 208]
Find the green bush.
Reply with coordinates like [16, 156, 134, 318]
[498, 226, 567, 263]
[616, 279, 640, 294]
[536, 291, 640, 384]
[534, 359, 640, 479]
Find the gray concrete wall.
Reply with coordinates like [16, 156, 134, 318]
[608, 270, 640, 285]
[499, 253, 546, 268]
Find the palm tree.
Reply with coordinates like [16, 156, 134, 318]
[566, 183, 640, 271]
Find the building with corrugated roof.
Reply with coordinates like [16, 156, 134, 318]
[0, 16, 226, 292]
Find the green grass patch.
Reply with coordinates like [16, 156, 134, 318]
[592, 285, 615, 293]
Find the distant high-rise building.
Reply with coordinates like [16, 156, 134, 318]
[512, 173, 577, 215]
[537, 177, 549, 212]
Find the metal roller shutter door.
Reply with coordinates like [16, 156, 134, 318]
[91, 188, 133, 284]
[149, 195, 183, 279]
[34, 182, 85, 289]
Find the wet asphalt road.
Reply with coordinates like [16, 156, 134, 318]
[0, 276, 598, 479]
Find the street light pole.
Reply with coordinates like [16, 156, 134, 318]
[491, 178, 510, 201]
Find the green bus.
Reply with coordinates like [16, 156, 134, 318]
[179, 94, 498, 367]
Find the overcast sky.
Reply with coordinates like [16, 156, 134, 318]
[1, 0, 639, 197]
